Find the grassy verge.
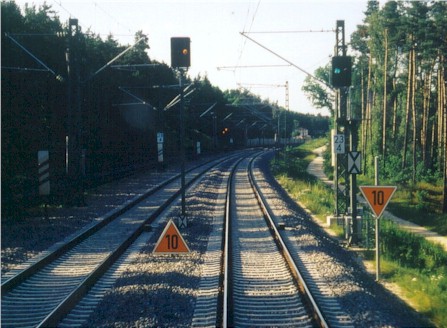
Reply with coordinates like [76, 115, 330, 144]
[271, 138, 343, 237]
[355, 166, 447, 237]
[271, 139, 447, 327]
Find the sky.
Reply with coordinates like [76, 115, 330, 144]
[14, 0, 369, 115]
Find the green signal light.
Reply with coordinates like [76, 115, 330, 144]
[331, 56, 351, 88]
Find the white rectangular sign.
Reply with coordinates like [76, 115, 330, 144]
[333, 134, 345, 154]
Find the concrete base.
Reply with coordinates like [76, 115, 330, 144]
[326, 216, 344, 226]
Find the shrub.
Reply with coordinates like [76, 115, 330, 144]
[381, 219, 447, 274]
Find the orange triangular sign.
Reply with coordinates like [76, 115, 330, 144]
[153, 219, 190, 253]
[360, 186, 397, 218]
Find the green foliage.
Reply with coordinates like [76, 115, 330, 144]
[273, 139, 447, 326]
[381, 219, 447, 274]
[271, 139, 334, 222]
[301, 64, 333, 114]
[381, 259, 447, 327]
[1, 1, 331, 214]
[305, 1, 447, 213]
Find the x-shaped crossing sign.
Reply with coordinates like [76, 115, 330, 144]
[348, 151, 361, 174]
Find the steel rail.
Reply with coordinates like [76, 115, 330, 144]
[248, 155, 329, 328]
[218, 153, 247, 328]
[1, 153, 241, 328]
[1, 153, 238, 294]
[221, 151, 317, 327]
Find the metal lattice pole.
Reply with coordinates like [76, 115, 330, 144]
[334, 20, 350, 217]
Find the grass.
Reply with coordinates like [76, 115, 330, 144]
[271, 138, 447, 327]
[276, 175, 332, 222]
[271, 138, 334, 225]
[355, 160, 447, 237]
[387, 188, 447, 235]
[378, 259, 447, 327]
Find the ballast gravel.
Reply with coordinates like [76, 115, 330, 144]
[85, 166, 229, 327]
[2, 151, 433, 327]
[252, 152, 431, 327]
[85, 151, 431, 327]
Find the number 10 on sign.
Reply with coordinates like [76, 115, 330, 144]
[359, 186, 397, 218]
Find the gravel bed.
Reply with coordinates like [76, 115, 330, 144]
[84, 162, 232, 327]
[1, 153, 228, 276]
[253, 152, 433, 327]
[1, 167, 181, 276]
[2, 151, 433, 327]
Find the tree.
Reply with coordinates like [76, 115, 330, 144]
[301, 65, 333, 115]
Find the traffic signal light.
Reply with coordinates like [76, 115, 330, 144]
[331, 56, 351, 88]
[222, 127, 229, 135]
[171, 37, 190, 68]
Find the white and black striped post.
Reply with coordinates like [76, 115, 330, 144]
[38, 150, 50, 218]
[38, 150, 50, 196]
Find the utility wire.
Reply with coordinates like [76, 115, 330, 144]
[217, 64, 290, 70]
[83, 36, 146, 82]
[5, 33, 57, 76]
[1, 66, 50, 72]
[240, 32, 333, 91]
[92, 1, 133, 35]
[244, 29, 334, 34]
[236, 0, 262, 72]
[52, 0, 73, 17]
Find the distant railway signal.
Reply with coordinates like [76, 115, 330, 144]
[331, 56, 351, 88]
[171, 37, 190, 68]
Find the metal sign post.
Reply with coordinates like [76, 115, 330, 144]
[171, 37, 190, 225]
[179, 70, 186, 219]
[360, 184, 397, 281]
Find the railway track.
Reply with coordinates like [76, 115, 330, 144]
[0, 153, 242, 328]
[226, 155, 316, 327]
[192, 151, 326, 327]
[192, 151, 357, 327]
[2, 150, 359, 327]
[250, 153, 354, 328]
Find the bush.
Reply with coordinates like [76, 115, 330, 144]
[381, 219, 447, 274]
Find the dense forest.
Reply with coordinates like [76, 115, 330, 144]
[303, 0, 447, 213]
[1, 1, 329, 214]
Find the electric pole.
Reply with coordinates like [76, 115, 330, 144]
[171, 37, 191, 226]
[66, 18, 84, 205]
[332, 20, 360, 244]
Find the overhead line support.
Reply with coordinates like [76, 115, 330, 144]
[5, 33, 57, 76]
[244, 29, 334, 34]
[240, 32, 333, 91]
